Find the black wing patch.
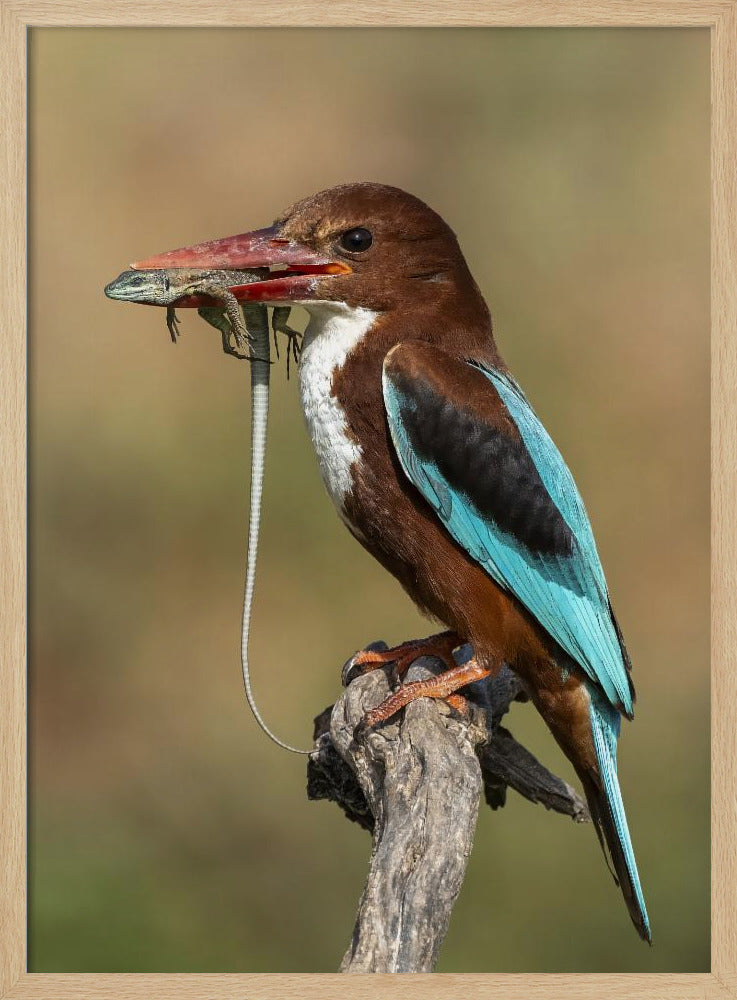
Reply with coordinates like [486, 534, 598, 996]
[394, 373, 575, 557]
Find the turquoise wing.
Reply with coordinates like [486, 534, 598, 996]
[382, 344, 634, 715]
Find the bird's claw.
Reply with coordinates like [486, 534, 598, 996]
[341, 632, 459, 690]
[443, 692, 471, 719]
[341, 640, 390, 687]
[341, 656, 362, 688]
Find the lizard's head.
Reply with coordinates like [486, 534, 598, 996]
[104, 269, 173, 305]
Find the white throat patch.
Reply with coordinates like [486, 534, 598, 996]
[297, 302, 379, 511]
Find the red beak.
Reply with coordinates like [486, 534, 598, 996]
[131, 225, 350, 303]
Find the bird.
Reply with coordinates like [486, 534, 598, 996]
[132, 182, 651, 942]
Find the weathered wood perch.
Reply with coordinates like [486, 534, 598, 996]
[307, 644, 590, 973]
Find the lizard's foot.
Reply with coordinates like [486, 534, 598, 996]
[221, 328, 250, 359]
[166, 306, 181, 343]
[197, 306, 245, 359]
[342, 630, 460, 688]
[271, 306, 302, 377]
[189, 282, 250, 353]
[220, 326, 271, 363]
[197, 305, 269, 362]
[222, 342, 271, 364]
[353, 656, 490, 741]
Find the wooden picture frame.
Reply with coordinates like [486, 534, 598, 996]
[1, 2, 734, 996]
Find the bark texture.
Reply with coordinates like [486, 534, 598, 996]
[307, 646, 589, 973]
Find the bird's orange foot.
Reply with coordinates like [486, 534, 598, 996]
[353, 657, 491, 741]
[341, 630, 461, 688]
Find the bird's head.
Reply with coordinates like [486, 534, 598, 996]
[131, 182, 486, 320]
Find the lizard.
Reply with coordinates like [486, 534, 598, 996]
[104, 265, 305, 753]
[104, 267, 301, 364]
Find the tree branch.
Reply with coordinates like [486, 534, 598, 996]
[307, 647, 589, 973]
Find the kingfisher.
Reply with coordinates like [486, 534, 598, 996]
[132, 182, 651, 942]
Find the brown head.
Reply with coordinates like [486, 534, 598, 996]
[132, 182, 492, 331]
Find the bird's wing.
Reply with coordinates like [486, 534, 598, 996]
[381, 341, 634, 716]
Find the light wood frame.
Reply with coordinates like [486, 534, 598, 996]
[1, 2, 734, 996]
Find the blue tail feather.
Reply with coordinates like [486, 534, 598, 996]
[588, 687, 651, 942]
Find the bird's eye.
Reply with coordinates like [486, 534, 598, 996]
[339, 227, 373, 253]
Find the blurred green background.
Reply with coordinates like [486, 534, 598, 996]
[29, 28, 709, 973]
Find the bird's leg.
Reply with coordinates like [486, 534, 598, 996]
[354, 656, 492, 740]
[271, 306, 302, 377]
[342, 630, 461, 688]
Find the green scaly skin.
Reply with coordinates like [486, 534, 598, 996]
[105, 267, 300, 364]
[104, 266, 267, 355]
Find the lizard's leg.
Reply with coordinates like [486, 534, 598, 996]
[271, 306, 302, 377]
[179, 281, 249, 353]
[166, 306, 182, 343]
[197, 306, 247, 359]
